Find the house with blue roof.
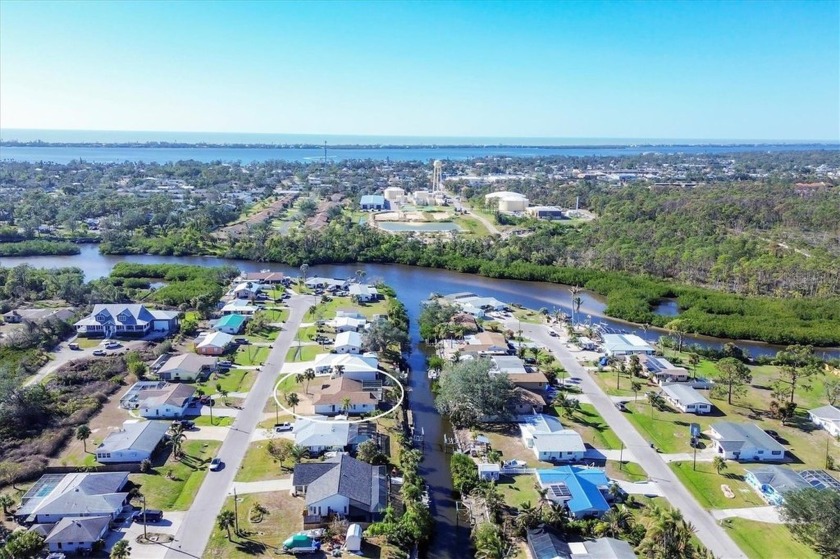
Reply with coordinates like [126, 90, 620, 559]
[536, 466, 614, 518]
[213, 313, 248, 335]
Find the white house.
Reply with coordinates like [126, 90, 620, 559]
[710, 422, 786, 462]
[74, 304, 180, 337]
[312, 378, 379, 416]
[464, 332, 510, 355]
[95, 421, 170, 463]
[43, 515, 111, 554]
[478, 463, 501, 481]
[305, 277, 348, 290]
[332, 316, 368, 333]
[334, 331, 363, 354]
[292, 455, 387, 522]
[312, 353, 380, 381]
[638, 355, 690, 384]
[231, 282, 263, 300]
[293, 416, 373, 454]
[121, 382, 195, 418]
[601, 334, 655, 356]
[349, 284, 380, 302]
[221, 299, 259, 315]
[660, 383, 713, 414]
[15, 472, 129, 523]
[808, 405, 840, 437]
[195, 331, 234, 356]
[519, 414, 586, 462]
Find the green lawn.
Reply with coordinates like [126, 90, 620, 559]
[670, 460, 766, 509]
[723, 518, 818, 559]
[285, 344, 325, 362]
[129, 440, 220, 510]
[588, 368, 642, 398]
[605, 460, 647, 482]
[193, 415, 234, 427]
[497, 474, 541, 508]
[260, 308, 288, 322]
[233, 346, 270, 366]
[308, 295, 389, 321]
[235, 442, 289, 482]
[624, 401, 704, 453]
[76, 337, 101, 349]
[194, 368, 256, 394]
[560, 403, 623, 450]
[244, 330, 278, 344]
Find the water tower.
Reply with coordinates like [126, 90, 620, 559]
[432, 160, 443, 192]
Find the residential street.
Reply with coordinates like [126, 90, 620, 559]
[520, 322, 748, 559]
[163, 294, 315, 559]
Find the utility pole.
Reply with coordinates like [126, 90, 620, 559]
[141, 494, 148, 540]
[323, 141, 327, 170]
[619, 442, 624, 471]
[693, 440, 698, 471]
[233, 487, 240, 534]
[275, 400, 279, 425]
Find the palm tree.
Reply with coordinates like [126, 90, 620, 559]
[286, 392, 300, 413]
[169, 427, 187, 459]
[299, 263, 309, 286]
[569, 286, 581, 325]
[295, 372, 305, 387]
[631, 380, 642, 402]
[637, 504, 696, 559]
[333, 364, 345, 378]
[688, 353, 701, 379]
[0, 494, 14, 516]
[713, 456, 727, 475]
[76, 424, 91, 453]
[573, 296, 582, 320]
[290, 444, 309, 464]
[308, 305, 317, 317]
[602, 505, 633, 538]
[220, 388, 229, 404]
[217, 509, 236, 540]
[515, 501, 539, 531]
[110, 540, 131, 559]
[341, 397, 352, 415]
[303, 368, 316, 394]
[474, 523, 506, 559]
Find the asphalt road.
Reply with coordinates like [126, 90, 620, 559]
[521, 322, 747, 559]
[163, 294, 314, 559]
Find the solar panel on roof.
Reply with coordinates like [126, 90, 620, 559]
[549, 483, 571, 497]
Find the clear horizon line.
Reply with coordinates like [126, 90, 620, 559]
[1, 127, 838, 144]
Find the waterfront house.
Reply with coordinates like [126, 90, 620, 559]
[807, 405, 840, 437]
[491, 355, 527, 375]
[478, 463, 501, 481]
[292, 454, 387, 523]
[42, 515, 111, 554]
[213, 313, 248, 335]
[660, 383, 713, 414]
[526, 527, 637, 559]
[334, 331, 363, 354]
[15, 472, 129, 523]
[195, 331, 234, 355]
[638, 355, 690, 383]
[710, 422, 785, 462]
[157, 353, 217, 381]
[331, 316, 367, 333]
[305, 277, 348, 290]
[231, 281, 263, 300]
[74, 304, 180, 337]
[241, 271, 287, 284]
[509, 388, 547, 415]
[2, 310, 22, 323]
[535, 466, 613, 518]
[744, 465, 810, 506]
[349, 284, 379, 302]
[312, 377, 379, 416]
[293, 416, 374, 454]
[221, 298, 259, 315]
[520, 414, 586, 462]
[95, 420, 169, 463]
[464, 331, 510, 355]
[601, 334, 654, 356]
[312, 353, 380, 381]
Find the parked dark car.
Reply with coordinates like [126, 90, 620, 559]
[134, 509, 163, 523]
[764, 429, 780, 440]
[172, 419, 195, 430]
[615, 401, 628, 412]
[235, 337, 249, 344]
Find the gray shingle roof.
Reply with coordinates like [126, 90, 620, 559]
[96, 421, 169, 456]
[293, 455, 386, 513]
[17, 472, 129, 519]
[712, 422, 785, 453]
[45, 515, 111, 544]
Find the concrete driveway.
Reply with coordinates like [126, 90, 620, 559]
[104, 511, 186, 559]
[711, 506, 783, 524]
[519, 322, 748, 559]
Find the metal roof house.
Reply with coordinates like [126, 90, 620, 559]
[744, 465, 811, 506]
[359, 195, 387, 211]
[292, 454, 388, 523]
[95, 420, 169, 463]
[293, 416, 373, 454]
[195, 331, 234, 355]
[158, 353, 217, 381]
[660, 383, 713, 414]
[535, 466, 614, 518]
[213, 313, 248, 335]
[808, 405, 840, 437]
[349, 284, 380, 302]
[710, 422, 786, 462]
[601, 334, 655, 356]
[312, 353, 379, 381]
[520, 414, 586, 463]
[16, 472, 129, 523]
[527, 527, 638, 559]
[334, 331, 363, 354]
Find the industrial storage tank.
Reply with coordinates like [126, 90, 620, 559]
[383, 186, 405, 202]
[485, 191, 529, 212]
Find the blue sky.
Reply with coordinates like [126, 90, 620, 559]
[1, 0, 838, 140]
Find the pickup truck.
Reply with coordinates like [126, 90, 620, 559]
[274, 422, 293, 432]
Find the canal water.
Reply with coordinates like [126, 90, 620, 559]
[3, 245, 838, 558]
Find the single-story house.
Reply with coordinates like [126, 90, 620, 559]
[15, 472, 129, 523]
[196, 331, 234, 355]
[95, 420, 169, 463]
[360, 195, 387, 211]
[305, 277, 348, 290]
[158, 353, 217, 381]
[349, 284, 380, 302]
[293, 416, 374, 454]
[312, 353, 380, 381]
[240, 271, 286, 284]
[213, 313, 248, 335]
[509, 388, 546, 415]
[221, 299, 259, 315]
[231, 282, 263, 300]
[744, 465, 811, 506]
[504, 371, 550, 391]
[120, 382, 195, 418]
[465, 331, 509, 355]
[312, 377, 379, 416]
[601, 334, 655, 357]
[42, 515, 111, 554]
[2, 310, 22, 323]
[710, 422, 786, 462]
[292, 454, 387, 522]
[808, 405, 840, 437]
[526, 527, 637, 559]
[520, 414, 586, 463]
[638, 355, 690, 383]
[74, 304, 180, 337]
[450, 313, 480, 333]
[491, 355, 527, 375]
[336, 310, 365, 319]
[478, 463, 501, 481]
[536, 466, 613, 518]
[332, 316, 368, 333]
[334, 331, 363, 354]
[660, 383, 713, 414]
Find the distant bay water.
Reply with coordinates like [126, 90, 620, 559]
[0, 129, 837, 164]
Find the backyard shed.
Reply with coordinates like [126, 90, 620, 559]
[346, 523, 363, 552]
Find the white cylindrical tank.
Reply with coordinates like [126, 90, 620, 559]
[498, 196, 529, 212]
[384, 187, 405, 202]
